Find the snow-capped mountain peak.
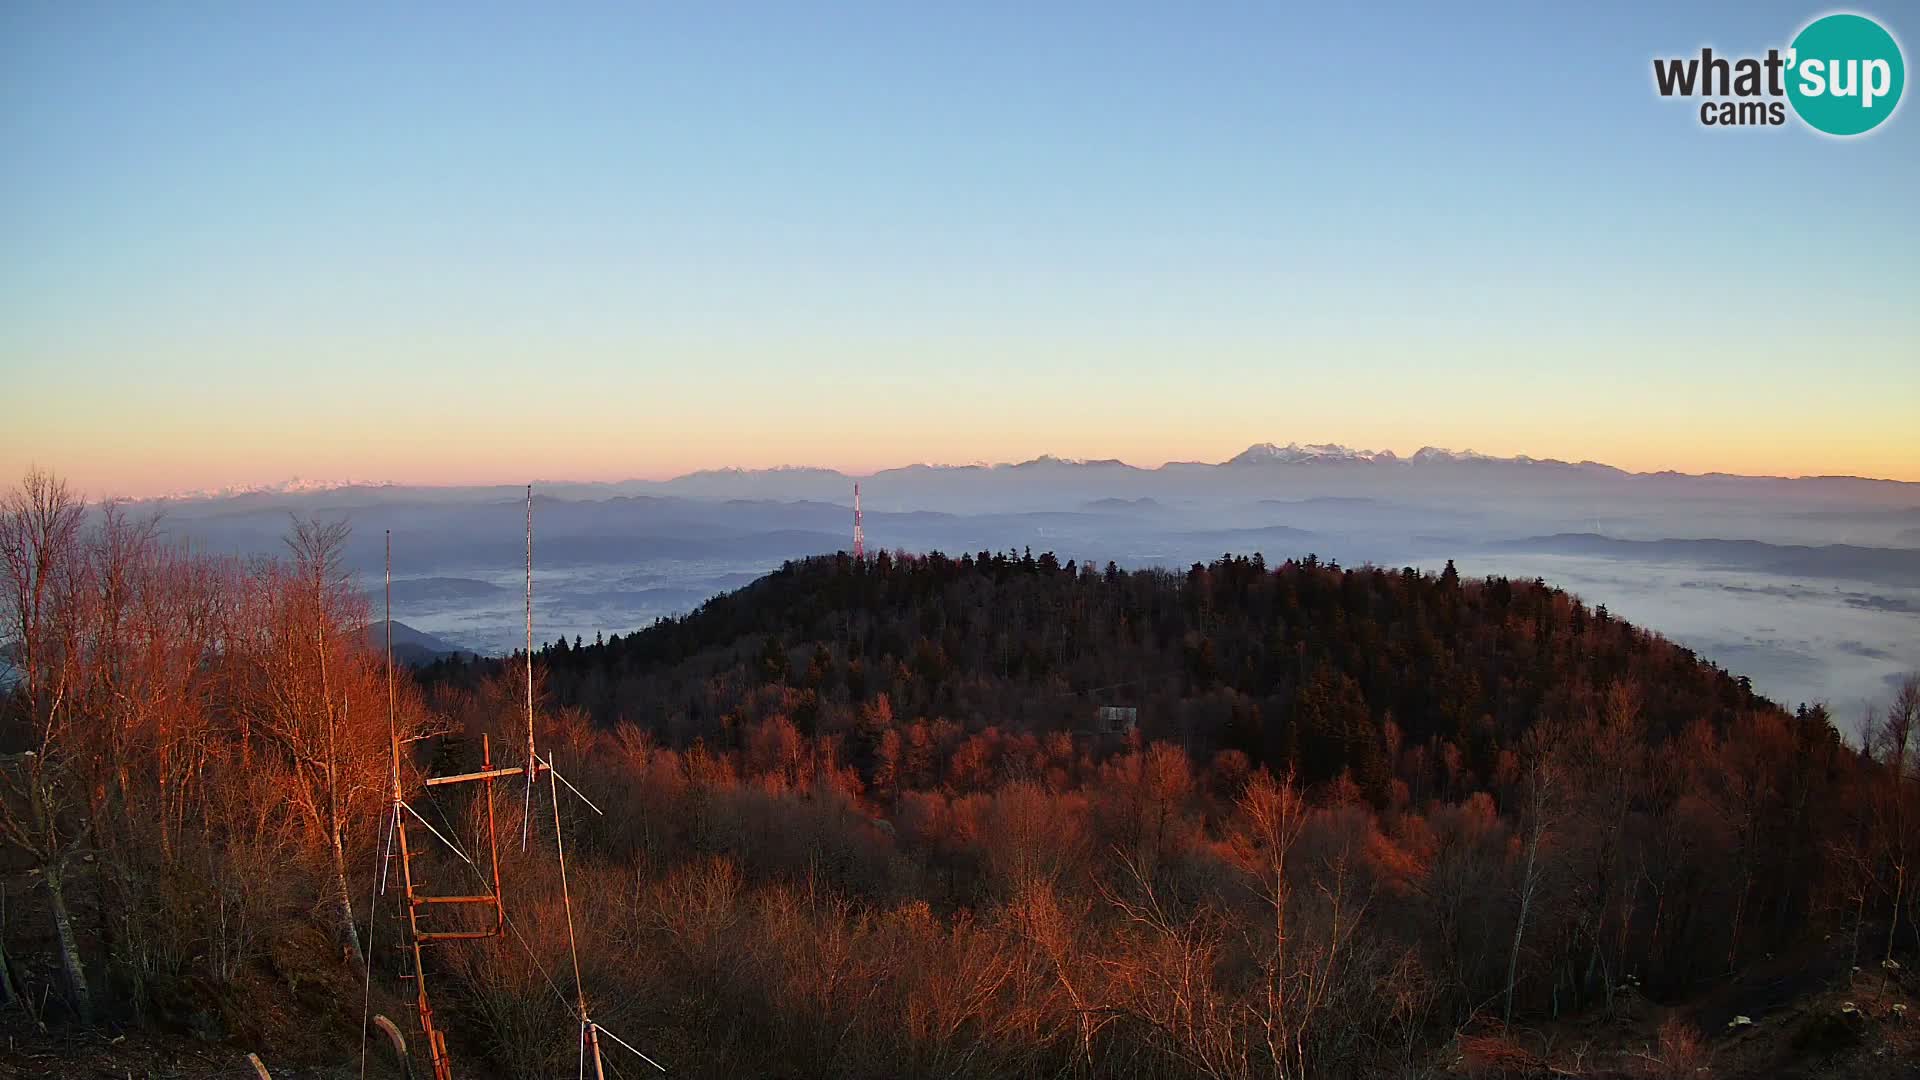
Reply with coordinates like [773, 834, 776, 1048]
[1227, 442, 1393, 465]
[157, 477, 395, 501]
[1409, 446, 1496, 464]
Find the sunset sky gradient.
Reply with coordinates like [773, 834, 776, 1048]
[3, 2, 1916, 496]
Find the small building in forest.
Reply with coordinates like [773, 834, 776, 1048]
[1096, 706, 1138, 736]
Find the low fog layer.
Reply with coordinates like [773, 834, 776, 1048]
[140, 450, 1920, 728]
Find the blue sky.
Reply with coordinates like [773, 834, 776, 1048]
[2, 2, 1916, 493]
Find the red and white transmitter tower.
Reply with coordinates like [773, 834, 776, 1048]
[852, 482, 865, 560]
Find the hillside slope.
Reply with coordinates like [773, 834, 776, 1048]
[520, 550, 1784, 798]
[7, 540, 1915, 1079]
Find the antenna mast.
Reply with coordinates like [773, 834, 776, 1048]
[523, 485, 537, 845]
[551, 755, 606, 1080]
[852, 482, 865, 560]
[387, 532, 456, 1080]
[380, 538, 523, 1080]
[371, 499, 664, 1080]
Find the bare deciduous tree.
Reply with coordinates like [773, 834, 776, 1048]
[0, 468, 93, 1022]
[1504, 737, 1559, 1029]
[227, 517, 389, 968]
[1862, 674, 1920, 965]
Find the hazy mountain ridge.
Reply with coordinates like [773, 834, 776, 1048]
[137, 442, 1918, 508]
[361, 619, 476, 664]
[1496, 533, 1920, 587]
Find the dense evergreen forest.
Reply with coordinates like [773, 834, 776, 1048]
[4, 470, 1918, 1078]
[506, 548, 1784, 810]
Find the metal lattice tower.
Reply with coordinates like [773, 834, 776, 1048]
[852, 482, 865, 560]
[377, 496, 665, 1080]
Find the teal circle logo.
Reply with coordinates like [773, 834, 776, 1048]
[1786, 13, 1905, 135]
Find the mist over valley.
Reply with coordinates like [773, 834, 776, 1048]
[143, 445, 1920, 725]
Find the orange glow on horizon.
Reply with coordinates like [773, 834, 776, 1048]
[7, 434, 1916, 501]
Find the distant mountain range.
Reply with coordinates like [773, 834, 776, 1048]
[677, 443, 1630, 476]
[1221, 442, 1611, 467]
[1496, 533, 1920, 588]
[161, 477, 401, 500]
[151, 442, 1916, 505]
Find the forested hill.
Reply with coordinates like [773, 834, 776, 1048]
[445, 550, 1804, 804]
[404, 549, 1919, 1078]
